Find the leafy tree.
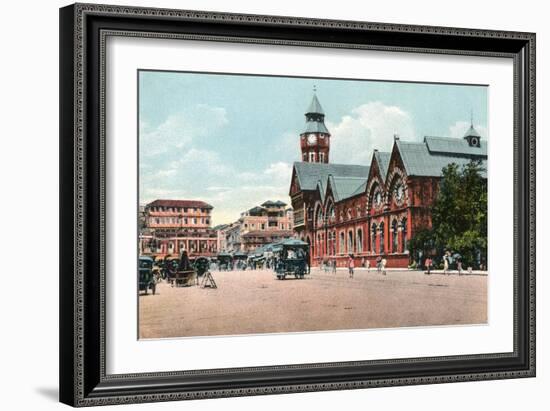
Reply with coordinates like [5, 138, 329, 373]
[407, 228, 435, 263]
[410, 160, 487, 268]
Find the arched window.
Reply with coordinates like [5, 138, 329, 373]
[348, 231, 354, 254]
[401, 217, 408, 253]
[316, 206, 324, 228]
[317, 233, 322, 257]
[339, 232, 345, 254]
[392, 219, 398, 253]
[371, 223, 377, 253]
[379, 221, 385, 254]
[332, 231, 337, 255]
[327, 203, 335, 223]
[357, 229, 363, 253]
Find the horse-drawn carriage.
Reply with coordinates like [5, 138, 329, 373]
[169, 256, 213, 287]
[274, 239, 310, 280]
[216, 253, 233, 271]
[233, 251, 248, 270]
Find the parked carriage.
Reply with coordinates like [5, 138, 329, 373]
[233, 251, 249, 270]
[170, 256, 212, 287]
[138, 256, 156, 295]
[216, 253, 233, 271]
[274, 239, 310, 280]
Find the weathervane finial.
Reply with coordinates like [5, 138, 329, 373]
[470, 109, 474, 127]
[313, 84, 317, 94]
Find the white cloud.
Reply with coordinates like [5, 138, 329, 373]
[448, 121, 488, 140]
[140, 104, 228, 159]
[327, 102, 416, 165]
[141, 145, 293, 226]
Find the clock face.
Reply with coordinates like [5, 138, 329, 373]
[307, 133, 317, 145]
[394, 183, 405, 204]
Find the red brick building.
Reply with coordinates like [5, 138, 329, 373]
[139, 199, 218, 258]
[289, 93, 487, 268]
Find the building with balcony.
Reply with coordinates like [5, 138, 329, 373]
[139, 199, 217, 258]
[222, 200, 294, 253]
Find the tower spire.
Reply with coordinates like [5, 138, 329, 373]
[300, 89, 331, 163]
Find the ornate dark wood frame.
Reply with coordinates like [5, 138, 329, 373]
[59, 3, 536, 407]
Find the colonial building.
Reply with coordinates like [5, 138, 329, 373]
[223, 200, 294, 253]
[289, 92, 487, 268]
[213, 223, 230, 254]
[139, 199, 218, 257]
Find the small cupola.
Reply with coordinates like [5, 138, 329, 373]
[463, 113, 481, 147]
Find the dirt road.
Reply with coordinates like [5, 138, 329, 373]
[139, 268, 487, 339]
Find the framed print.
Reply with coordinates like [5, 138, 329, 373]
[59, 3, 536, 407]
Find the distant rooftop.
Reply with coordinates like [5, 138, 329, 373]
[147, 199, 213, 209]
[261, 200, 287, 207]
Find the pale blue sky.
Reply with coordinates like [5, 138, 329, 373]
[139, 70, 488, 225]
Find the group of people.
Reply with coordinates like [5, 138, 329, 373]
[345, 255, 387, 278]
[424, 252, 465, 275]
[321, 256, 388, 278]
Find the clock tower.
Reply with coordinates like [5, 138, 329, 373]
[300, 90, 331, 163]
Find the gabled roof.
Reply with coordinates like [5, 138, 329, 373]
[396, 139, 487, 178]
[316, 179, 326, 204]
[293, 162, 370, 191]
[328, 175, 368, 202]
[374, 151, 391, 181]
[424, 136, 487, 157]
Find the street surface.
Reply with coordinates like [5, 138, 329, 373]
[139, 268, 487, 339]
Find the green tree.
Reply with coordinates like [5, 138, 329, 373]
[410, 160, 487, 268]
[408, 228, 435, 263]
[433, 160, 487, 267]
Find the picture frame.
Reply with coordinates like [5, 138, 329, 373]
[59, 2, 535, 407]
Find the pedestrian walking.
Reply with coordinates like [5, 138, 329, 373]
[348, 254, 355, 278]
[381, 257, 387, 275]
[425, 257, 432, 275]
[365, 259, 370, 272]
[457, 258, 463, 275]
[376, 256, 382, 273]
[443, 254, 449, 275]
[332, 259, 337, 274]
[361, 257, 366, 268]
